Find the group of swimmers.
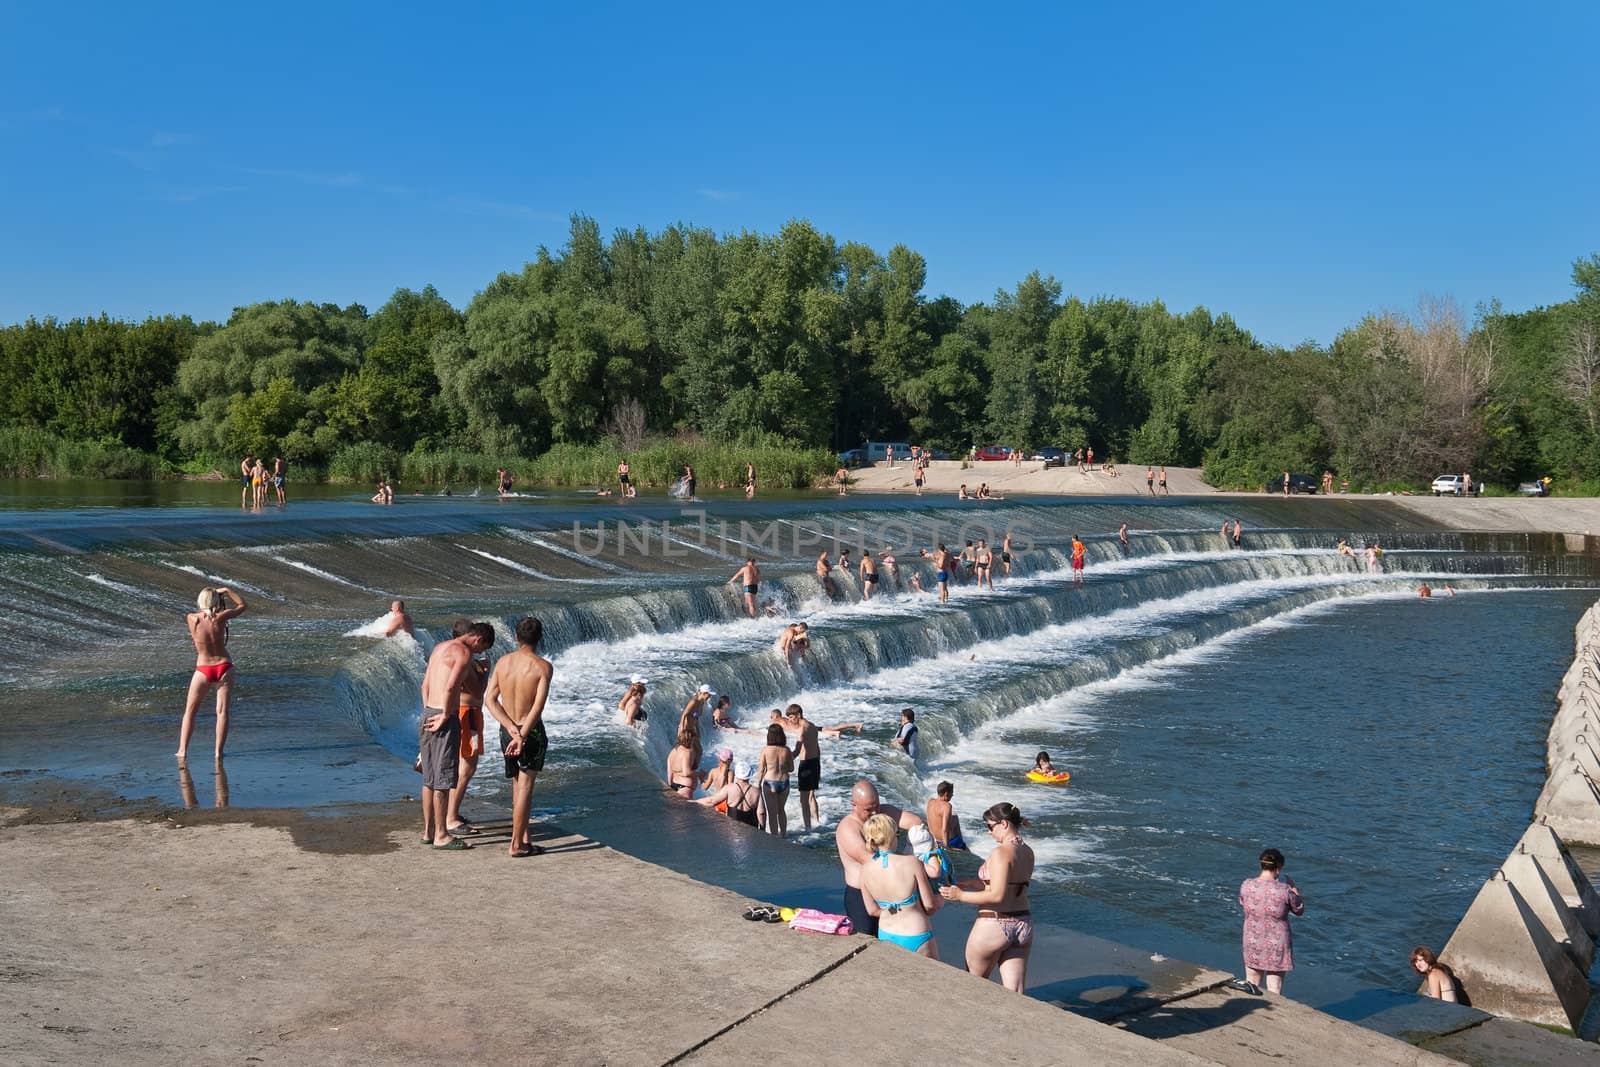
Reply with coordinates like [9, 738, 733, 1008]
[239, 454, 286, 509]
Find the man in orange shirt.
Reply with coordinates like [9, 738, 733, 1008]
[1071, 535, 1086, 585]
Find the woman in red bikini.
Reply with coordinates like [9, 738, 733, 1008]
[179, 586, 247, 763]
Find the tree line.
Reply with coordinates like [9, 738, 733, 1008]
[2, 214, 1597, 489]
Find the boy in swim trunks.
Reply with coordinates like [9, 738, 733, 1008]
[484, 616, 552, 858]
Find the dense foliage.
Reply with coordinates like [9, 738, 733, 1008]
[2, 217, 1597, 490]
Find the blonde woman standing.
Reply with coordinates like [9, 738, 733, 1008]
[179, 586, 248, 763]
[859, 813, 942, 957]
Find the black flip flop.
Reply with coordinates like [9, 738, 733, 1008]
[1226, 978, 1262, 995]
[743, 904, 765, 921]
[432, 837, 471, 851]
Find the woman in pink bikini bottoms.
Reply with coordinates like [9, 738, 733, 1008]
[939, 801, 1035, 992]
[179, 586, 247, 763]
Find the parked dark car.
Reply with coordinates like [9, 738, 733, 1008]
[1517, 479, 1551, 497]
[1263, 472, 1319, 494]
[1031, 447, 1067, 468]
[974, 445, 1013, 461]
[837, 448, 866, 468]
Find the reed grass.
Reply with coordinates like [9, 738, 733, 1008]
[0, 427, 158, 479]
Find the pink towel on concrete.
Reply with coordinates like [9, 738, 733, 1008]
[788, 908, 853, 935]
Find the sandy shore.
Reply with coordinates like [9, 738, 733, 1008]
[845, 461, 1600, 535]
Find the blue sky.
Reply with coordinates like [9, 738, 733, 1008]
[2, 1, 1596, 346]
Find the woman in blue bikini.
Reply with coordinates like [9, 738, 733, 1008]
[859, 813, 942, 958]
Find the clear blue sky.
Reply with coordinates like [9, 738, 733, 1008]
[3, 2, 1596, 346]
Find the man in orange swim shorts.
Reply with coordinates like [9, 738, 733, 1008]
[446, 619, 490, 837]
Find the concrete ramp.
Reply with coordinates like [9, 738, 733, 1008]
[1439, 875, 1591, 1031]
[1499, 849, 1595, 971]
[1515, 821, 1600, 936]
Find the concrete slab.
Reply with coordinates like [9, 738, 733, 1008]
[1115, 987, 1460, 1066]
[1312, 986, 1490, 1043]
[0, 813, 870, 1066]
[1421, 1017, 1600, 1066]
[678, 943, 1219, 1067]
[1021, 924, 1234, 1021]
[1439, 876, 1590, 1031]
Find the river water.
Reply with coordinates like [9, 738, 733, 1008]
[1, 481, 1594, 1010]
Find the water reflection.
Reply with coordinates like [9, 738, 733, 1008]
[178, 761, 229, 809]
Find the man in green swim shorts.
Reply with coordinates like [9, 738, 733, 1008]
[485, 616, 554, 858]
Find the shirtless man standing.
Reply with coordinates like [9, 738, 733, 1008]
[730, 557, 760, 619]
[776, 621, 810, 666]
[617, 459, 632, 497]
[836, 780, 924, 937]
[975, 540, 993, 590]
[815, 550, 837, 598]
[240, 455, 254, 508]
[785, 704, 824, 831]
[179, 586, 248, 762]
[419, 621, 495, 849]
[382, 599, 414, 638]
[859, 549, 879, 601]
[272, 455, 286, 506]
[934, 543, 954, 604]
[445, 629, 491, 837]
[483, 616, 553, 857]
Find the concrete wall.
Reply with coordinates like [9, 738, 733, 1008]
[1433, 600, 1600, 1032]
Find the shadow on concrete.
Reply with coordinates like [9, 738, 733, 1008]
[1036, 972, 1162, 1021]
[1116, 993, 1270, 1039]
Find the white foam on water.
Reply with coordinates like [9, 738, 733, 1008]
[85, 573, 170, 603]
[241, 547, 385, 594]
[502, 529, 628, 573]
[158, 562, 278, 600]
[454, 545, 556, 581]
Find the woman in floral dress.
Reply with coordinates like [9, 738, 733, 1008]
[1239, 847, 1305, 994]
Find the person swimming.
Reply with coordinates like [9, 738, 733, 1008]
[1033, 751, 1056, 774]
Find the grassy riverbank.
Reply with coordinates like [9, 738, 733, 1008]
[0, 430, 836, 490]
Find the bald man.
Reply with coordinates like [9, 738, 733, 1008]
[383, 599, 414, 638]
[835, 780, 923, 937]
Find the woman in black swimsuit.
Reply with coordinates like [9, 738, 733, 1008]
[698, 761, 761, 826]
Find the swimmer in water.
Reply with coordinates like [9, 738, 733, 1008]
[776, 622, 810, 666]
[618, 676, 647, 726]
[816, 550, 838, 598]
[1001, 533, 1014, 578]
[730, 557, 760, 619]
[1418, 583, 1432, 598]
[382, 599, 414, 638]
[1033, 751, 1056, 775]
[679, 684, 714, 768]
[666, 728, 698, 799]
[711, 693, 742, 731]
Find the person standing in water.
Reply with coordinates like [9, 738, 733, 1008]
[1070, 534, 1086, 585]
[483, 616, 551, 858]
[816, 550, 838, 598]
[837, 780, 925, 938]
[239, 454, 254, 508]
[892, 708, 920, 761]
[618, 676, 647, 726]
[419, 621, 494, 850]
[617, 459, 632, 497]
[1000, 533, 1013, 579]
[179, 586, 248, 763]
[785, 704, 824, 832]
[939, 802, 1035, 993]
[730, 557, 761, 618]
[445, 624, 491, 837]
[859, 549, 879, 601]
[272, 456, 286, 506]
[684, 464, 697, 500]
[744, 461, 756, 499]
[1232, 520, 1244, 550]
[679, 684, 714, 769]
[1119, 522, 1130, 555]
[934, 543, 954, 603]
[975, 540, 993, 590]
